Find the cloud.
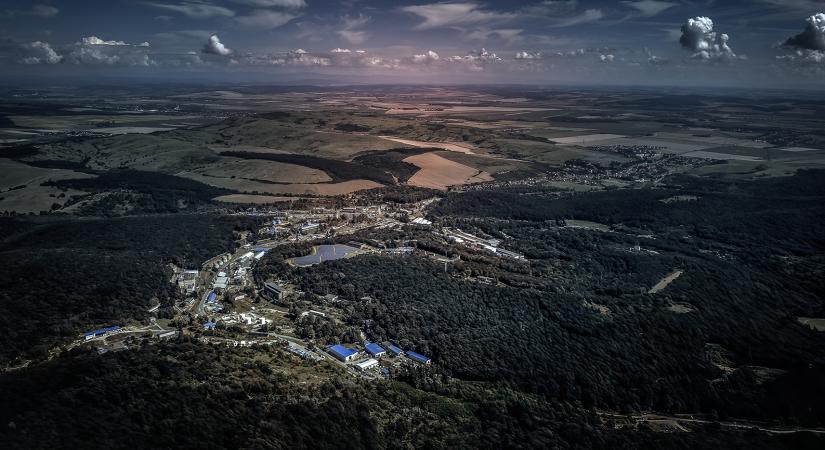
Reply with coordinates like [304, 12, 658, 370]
[229, 0, 306, 7]
[645, 48, 669, 65]
[4, 4, 59, 18]
[18, 41, 62, 64]
[758, 0, 825, 11]
[465, 28, 523, 43]
[600, 54, 615, 62]
[412, 50, 440, 63]
[402, 2, 516, 30]
[338, 14, 370, 45]
[338, 30, 369, 45]
[81, 36, 149, 47]
[202, 34, 232, 56]
[621, 1, 676, 18]
[148, 2, 235, 19]
[679, 16, 739, 61]
[777, 49, 825, 64]
[548, 9, 604, 27]
[784, 13, 825, 51]
[515, 51, 541, 60]
[235, 9, 297, 28]
[330, 48, 352, 53]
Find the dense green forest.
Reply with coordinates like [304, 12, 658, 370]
[0, 214, 256, 364]
[1, 340, 820, 450]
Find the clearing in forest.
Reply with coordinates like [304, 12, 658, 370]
[648, 270, 684, 294]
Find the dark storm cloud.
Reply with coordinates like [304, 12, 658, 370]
[784, 13, 825, 51]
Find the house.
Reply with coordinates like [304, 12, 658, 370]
[327, 344, 358, 362]
[406, 351, 431, 365]
[364, 342, 386, 358]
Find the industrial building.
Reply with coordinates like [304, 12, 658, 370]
[83, 325, 121, 341]
[213, 271, 229, 289]
[384, 342, 403, 356]
[176, 270, 198, 293]
[364, 342, 386, 357]
[300, 222, 321, 233]
[405, 351, 431, 365]
[264, 282, 287, 301]
[327, 344, 358, 362]
[411, 217, 432, 226]
[157, 330, 177, 340]
[355, 358, 379, 371]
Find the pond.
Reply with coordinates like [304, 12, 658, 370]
[290, 244, 360, 266]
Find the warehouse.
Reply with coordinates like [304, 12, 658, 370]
[384, 342, 403, 356]
[356, 358, 379, 371]
[406, 351, 431, 365]
[364, 342, 386, 357]
[213, 272, 229, 289]
[327, 344, 358, 362]
[83, 325, 121, 341]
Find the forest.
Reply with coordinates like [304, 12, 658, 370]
[1, 340, 821, 450]
[221, 151, 398, 184]
[254, 170, 825, 427]
[0, 214, 257, 364]
[48, 169, 234, 215]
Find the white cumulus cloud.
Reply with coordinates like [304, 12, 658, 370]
[18, 41, 62, 64]
[679, 16, 739, 61]
[203, 34, 232, 56]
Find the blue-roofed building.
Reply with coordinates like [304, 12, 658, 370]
[364, 342, 386, 357]
[327, 344, 358, 362]
[384, 343, 403, 356]
[253, 247, 271, 253]
[207, 292, 217, 303]
[83, 325, 121, 340]
[203, 321, 216, 330]
[406, 351, 431, 365]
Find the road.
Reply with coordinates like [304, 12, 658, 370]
[599, 412, 825, 435]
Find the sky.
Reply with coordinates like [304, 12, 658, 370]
[1, 0, 824, 88]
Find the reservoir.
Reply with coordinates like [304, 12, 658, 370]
[290, 244, 360, 266]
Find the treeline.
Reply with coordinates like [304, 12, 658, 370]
[1, 340, 820, 450]
[47, 169, 234, 215]
[220, 151, 397, 185]
[0, 214, 257, 364]
[351, 148, 431, 183]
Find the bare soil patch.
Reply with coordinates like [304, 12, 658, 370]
[403, 152, 492, 190]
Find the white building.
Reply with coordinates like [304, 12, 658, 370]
[355, 358, 379, 371]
